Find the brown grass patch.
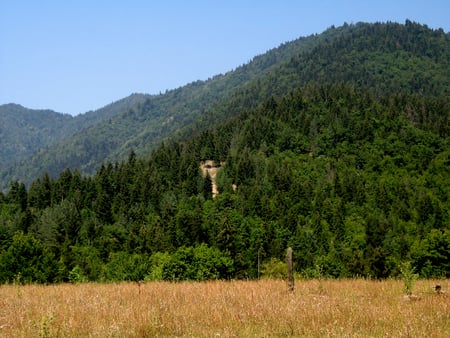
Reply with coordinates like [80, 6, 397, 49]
[1, 279, 449, 337]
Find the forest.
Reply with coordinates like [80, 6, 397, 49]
[0, 21, 449, 283]
[0, 83, 449, 283]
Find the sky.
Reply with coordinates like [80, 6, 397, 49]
[1, 1, 449, 116]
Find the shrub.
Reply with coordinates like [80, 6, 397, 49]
[162, 244, 234, 281]
[0, 231, 58, 283]
[399, 261, 418, 295]
[260, 258, 286, 279]
[145, 252, 171, 281]
[102, 252, 151, 281]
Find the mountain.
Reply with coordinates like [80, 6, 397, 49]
[0, 104, 74, 167]
[1, 21, 449, 189]
[0, 94, 149, 188]
[71, 93, 151, 130]
[0, 21, 449, 283]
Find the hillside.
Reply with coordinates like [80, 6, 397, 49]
[0, 94, 149, 188]
[0, 104, 74, 168]
[4, 21, 448, 188]
[71, 93, 151, 129]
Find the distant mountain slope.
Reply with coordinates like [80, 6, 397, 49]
[0, 94, 150, 188]
[0, 104, 74, 167]
[72, 93, 151, 128]
[1, 21, 449, 188]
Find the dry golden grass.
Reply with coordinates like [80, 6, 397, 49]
[0, 279, 449, 337]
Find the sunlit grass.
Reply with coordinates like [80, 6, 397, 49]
[0, 279, 449, 337]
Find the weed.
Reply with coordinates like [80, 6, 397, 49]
[399, 261, 419, 296]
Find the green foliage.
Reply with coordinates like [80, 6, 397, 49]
[145, 252, 171, 281]
[301, 264, 326, 280]
[70, 246, 103, 281]
[0, 104, 74, 173]
[0, 232, 58, 283]
[0, 95, 150, 189]
[36, 312, 55, 338]
[102, 252, 151, 281]
[68, 265, 87, 283]
[411, 229, 450, 277]
[162, 244, 234, 281]
[260, 258, 286, 279]
[399, 261, 419, 295]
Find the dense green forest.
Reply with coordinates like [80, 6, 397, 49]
[1, 21, 449, 189]
[1, 84, 449, 282]
[0, 104, 74, 168]
[0, 21, 449, 283]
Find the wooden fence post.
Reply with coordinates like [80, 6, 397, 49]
[287, 247, 294, 292]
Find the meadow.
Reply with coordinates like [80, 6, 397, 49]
[0, 279, 449, 337]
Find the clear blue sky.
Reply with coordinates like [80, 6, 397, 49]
[1, 0, 449, 116]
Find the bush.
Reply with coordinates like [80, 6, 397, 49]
[260, 258, 286, 279]
[70, 246, 103, 281]
[162, 244, 234, 281]
[69, 265, 87, 283]
[411, 229, 450, 278]
[145, 252, 171, 281]
[0, 231, 58, 283]
[102, 252, 151, 281]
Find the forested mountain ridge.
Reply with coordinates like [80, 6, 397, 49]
[71, 93, 151, 130]
[0, 94, 150, 188]
[212, 21, 449, 123]
[0, 104, 74, 168]
[271, 20, 450, 97]
[3, 21, 448, 188]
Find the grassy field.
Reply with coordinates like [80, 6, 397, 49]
[0, 279, 449, 337]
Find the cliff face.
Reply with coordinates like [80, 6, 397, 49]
[200, 160, 223, 197]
